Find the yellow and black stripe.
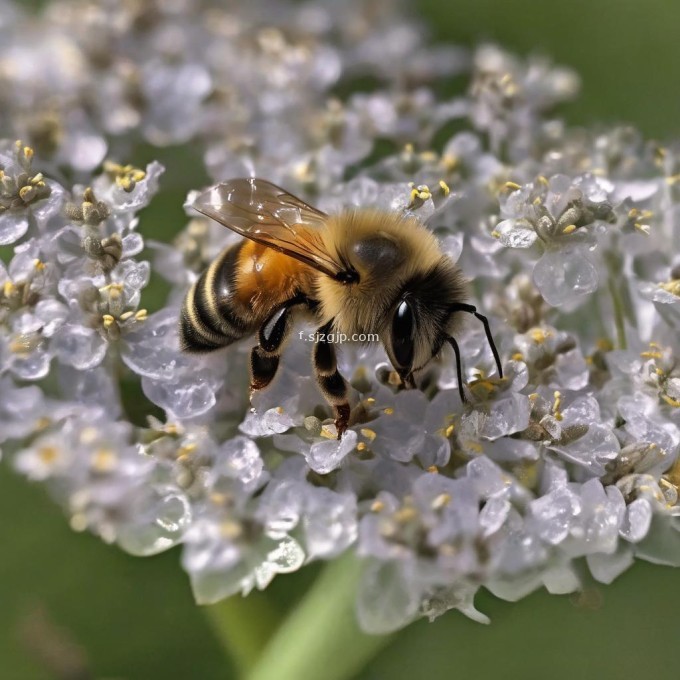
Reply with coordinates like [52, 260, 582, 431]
[179, 242, 249, 352]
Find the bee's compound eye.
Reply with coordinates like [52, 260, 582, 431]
[391, 299, 415, 369]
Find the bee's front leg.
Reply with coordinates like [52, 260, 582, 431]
[312, 320, 350, 439]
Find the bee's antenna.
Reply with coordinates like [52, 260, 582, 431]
[449, 302, 503, 379]
[446, 336, 467, 404]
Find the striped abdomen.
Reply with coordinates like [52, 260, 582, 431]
[180, 242, 251, 352]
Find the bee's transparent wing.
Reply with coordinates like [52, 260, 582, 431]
[191, 178, 349, 279]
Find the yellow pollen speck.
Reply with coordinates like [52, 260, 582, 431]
[178, 443, 198, 457]
[445, 424, 455, 438]
[441, 153, 458, 171]
[634, 223, 650, 235]
[404, 143, 414, 154]
[666, 174, 680, 186]
[537, 175, 549, 186]
[35, 417, 51, 430]
[23, 146, 34, 160]
[394, 506, 417, 523]
[427, 465, 439, 473]
[80, 427, 99, 444]
[275, 406, 284, 414]
[532, 197, 542, 206]
[360, 428, 377, 441]
[33, 259, 45, 271]
[466, 441, 483, 454]
[102, 314, 115, 328]
[659, 280, 680, 297]
[439, 180, 450, 196]
[511, 352, 524, 361]
[92, 448, 117, 472]
[134, 309, 148, 321]
[356, 442, 367, 452]
[596, 338, 614, 352]
[38, 446, 59, 463]
[366, 397, 376, 405]
[219, 521, 242, 540]
[530, 328, 550, 344]
[383, 407, 394, 415]
[3, 281, 16, 297]
[503, 181, 521, 191]
[371, 500, 384, 512]
[562, 224, 576, 234]
[431, 493, 451, 509]
[491, 230, 500, 238]
[102, 282, 124, 294]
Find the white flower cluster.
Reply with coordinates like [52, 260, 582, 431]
[2, 0, 680, 635]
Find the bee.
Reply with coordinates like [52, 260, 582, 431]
[180, 178, 502, 437]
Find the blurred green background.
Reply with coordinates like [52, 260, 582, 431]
[3, 0, 680, 678]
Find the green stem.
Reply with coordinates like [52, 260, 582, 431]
[203, 591, 281, 677]
[246, 553, 392, 680]
[607, 276, 627, 350]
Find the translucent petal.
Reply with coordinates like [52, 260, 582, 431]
[52, 325, 107, 370]
[0, 212, 29, 245]
[533, 245, 598, 306]
[495, 218, 538, 248]
[142, 375, 216, 419]
[357, 560, 420, 634]
[306, 430, 358, 474]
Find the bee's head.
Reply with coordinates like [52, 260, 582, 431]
[384, 258, 468, 384]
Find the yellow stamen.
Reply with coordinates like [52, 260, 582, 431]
[431, 493, 451, 509]
[552, 390, 563, 421]
[640, 350, 663, 360]
[360, 428, 377, 441]
[662, 395, 680, 408]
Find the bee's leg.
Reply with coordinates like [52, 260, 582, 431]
[250, 346, 280, 392]
[312, 320, 350, 439]
[249, 299, 302, 393]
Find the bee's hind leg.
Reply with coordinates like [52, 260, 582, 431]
[312, 320, 350, 440]
[250, 346, 280, 392]
[249, 298, 304, 394]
